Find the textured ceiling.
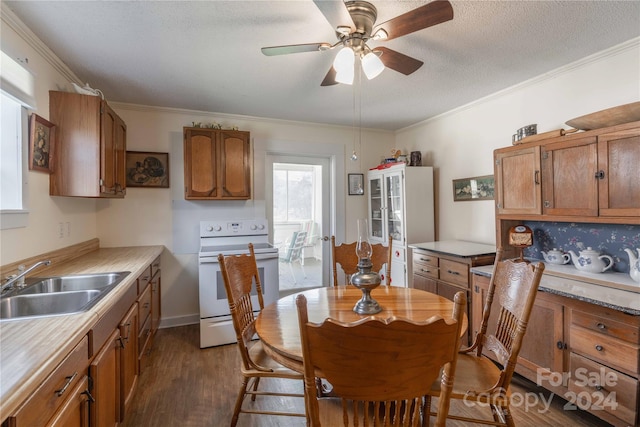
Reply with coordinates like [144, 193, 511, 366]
[4, 1, 640, 130]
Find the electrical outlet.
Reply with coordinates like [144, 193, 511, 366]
[66, 222, 71, 237]
[58, 222, 64, 238]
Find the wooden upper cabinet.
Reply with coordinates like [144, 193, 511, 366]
[597, 128, 640, 217]
[494, 146, 541, 215]
[183, 128, 251, 200]
[541, 136, 598, 216]
[49, 91, 126, 198]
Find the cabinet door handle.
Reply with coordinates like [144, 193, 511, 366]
[55, 372, 78, 397]
[118, 336, 126, 348]
[447, 270, 460, 276]
[81, 389, 95, 402]
[595, 344, 604, 352]
[534, 170, 540, 185]
[596, 322, 606, 330]
[556, 341, 567, 350]
[594, 385, 602, 391]
[595, 170, 605, 180]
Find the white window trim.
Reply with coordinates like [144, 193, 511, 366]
[0, 105, 29, 230]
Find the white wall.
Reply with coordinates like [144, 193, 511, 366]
[96, 105, 392, 325]
[1, 10, 99, 264]
[395, 39, 640, 245]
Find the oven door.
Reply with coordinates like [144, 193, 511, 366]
[198, 253, 279, 320]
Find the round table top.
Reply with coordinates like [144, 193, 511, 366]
[255, 285, 467, 373]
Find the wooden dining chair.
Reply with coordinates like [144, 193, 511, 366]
[331, 235, 392, 286]
[218, 244, 305, 426]
[426, 249, 545, 427]
[296, 291, 466, 427]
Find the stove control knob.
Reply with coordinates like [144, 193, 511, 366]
[250, 224, 257, 230]
[258, 224, 265, 230]
[213, 225, 222, 231]
[206, 226, 214, 232]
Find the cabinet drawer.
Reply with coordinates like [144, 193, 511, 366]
[413, 262, 438, 279]
[439, 259, 468, 287]
[138, 315, 152, 359]
[569, 352, 638, 425]
[11, 335, 89, 426]
[571, 325, 639, 375]
[571, 309, 639, 345]
[413, 251, 438, 267]
[137, 265, 152, 295]
[138, 284, 151, 332]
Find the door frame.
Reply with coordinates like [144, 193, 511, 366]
[264, 140, 345, 287]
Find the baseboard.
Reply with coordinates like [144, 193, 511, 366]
[159, 313, 199, 329]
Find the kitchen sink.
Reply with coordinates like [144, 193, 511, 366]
[18, 273, 127, 295]
[0, 272, 130, 321]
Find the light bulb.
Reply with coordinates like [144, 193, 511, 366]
[362, 51, 384, 80]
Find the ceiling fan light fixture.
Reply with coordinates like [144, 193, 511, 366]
[333, 46, 355, 74]
[335, 67, 354, 85]
[362, 51, 384, 80]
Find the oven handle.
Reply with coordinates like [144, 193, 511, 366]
[199, 253, 279, 264]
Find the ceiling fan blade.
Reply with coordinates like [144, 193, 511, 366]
[374, 0, 453, 41]
[313, 0, 356, 33]
[320, 66, 339, 86]
[375, 47, 424, 75]
[261, 43, 331, 56]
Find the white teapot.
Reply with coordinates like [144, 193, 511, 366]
[624, 248, 640, 283]
[541, 248, 570, 265]
[568, 247, 614, 273]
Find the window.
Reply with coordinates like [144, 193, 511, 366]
[273, 164, 316, 222]
[1, 92, 24, 210]
[1, 50, 34, 229]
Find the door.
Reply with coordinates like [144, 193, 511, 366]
[267, 154, 331, 293]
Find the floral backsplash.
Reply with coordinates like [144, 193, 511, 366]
[523, 221, 640, 274]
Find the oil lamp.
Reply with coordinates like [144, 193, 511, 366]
[350, 219, 382, 314]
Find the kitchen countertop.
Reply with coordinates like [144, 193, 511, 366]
[0, 245, 164, 419]
[471, 261, 640, 315]
[409, 240, 496, 257]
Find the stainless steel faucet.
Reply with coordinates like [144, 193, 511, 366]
[1, 260, 51, 294]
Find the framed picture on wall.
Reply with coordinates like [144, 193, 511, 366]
[126, 151, 170, 188]
[452, 175, 494, 201]
[348, 173, 364, 196]
[29, 114, 56, 173]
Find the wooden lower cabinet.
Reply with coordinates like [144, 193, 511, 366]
[90, 329, 121, 427]
[119, 303, 138, 421]
[413, 248, 495, 345]
[46, 376, 91, 427]
[471, 272, 640, 427]
[4, 336, 90, 427]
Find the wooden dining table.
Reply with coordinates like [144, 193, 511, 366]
[255, 285, 468, 373]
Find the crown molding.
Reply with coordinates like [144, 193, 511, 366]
[1, 3, 81, 85]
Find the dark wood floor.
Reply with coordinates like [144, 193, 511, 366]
[122, 325, 613, 427]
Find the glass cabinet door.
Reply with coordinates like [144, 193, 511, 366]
[385, 171, 404, 245]
[368, 174, 384, 241]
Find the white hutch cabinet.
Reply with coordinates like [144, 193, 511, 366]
[367, 163, 434, 287]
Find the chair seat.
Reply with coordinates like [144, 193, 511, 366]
[431, 353, 510, 406]
[244, 340, 304, 379]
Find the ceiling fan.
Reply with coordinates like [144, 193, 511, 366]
[261, 0, 454, 86]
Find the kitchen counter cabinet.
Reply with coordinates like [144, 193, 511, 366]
[3, 336, 90, 427]
[471, 267, 640, 427]
[0, 244, 164, 423]
[410, 240, 496, 344]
